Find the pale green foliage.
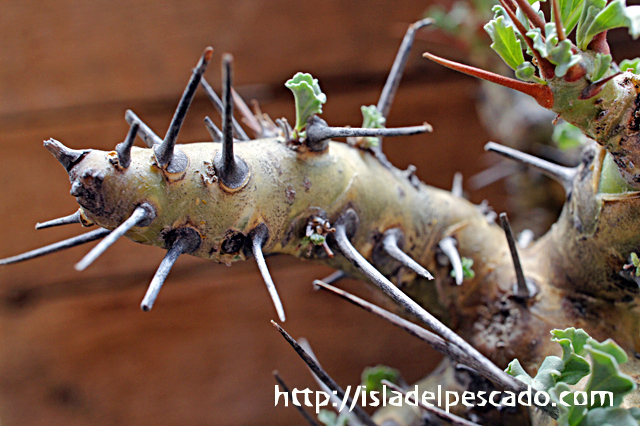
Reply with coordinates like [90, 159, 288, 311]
[557, 0, 586, 34]
[484, 16, 525, 70]
[631, 252, 640, 276]
[360, 105, 386, 148]
[318, 410, 349, 426]
[576, 0, 640, 50]
[620, 58, 640, 74]
[506, 328, 638, 426]
[450, 257, 475, 280]
[591, 53, 613, 81]
[516, 62, 545, 83]
[309, 233, 326, 246]
[285, 72, 327, 134]
[552, 121, 589, 151]
[361, 365, 401, 394]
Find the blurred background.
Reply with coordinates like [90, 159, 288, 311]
[0, 1, 638, 425]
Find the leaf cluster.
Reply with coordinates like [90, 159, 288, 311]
[506, 328, 638, 426]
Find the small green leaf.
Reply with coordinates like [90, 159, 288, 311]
[552, 121, 589, 151]
[450, 257, 475, 280]
[584, 341, 636, 407]
[484, 16, 525, 70]
[550, 328, 591, 385]
[361, 365, 400, 394]
[586, 338, 628, 365]
[285, 72, 327, 133]
[620, 58, 640, 74]
[548, 40, 582, 77]
[309, 233, 326, 246]
[361, 105, 385, 129]
[631, 252, 640, 268]
[360, 105, 385, 148]
[532, 356, 564, 392]
[591, 53, 612, 81]
[527, 28, 549, 57]
[515, 62, 546, 83]
[505, 358, 533, 385]
[581, 0, 632, 49]
[551, 327, 590, 356]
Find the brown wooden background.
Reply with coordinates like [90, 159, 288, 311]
[0, 1, 637, 425]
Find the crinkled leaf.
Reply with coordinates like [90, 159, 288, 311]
[551, 328, 590, 356]
[557, 0, 586, 34]
[505, 358, 533, 385]
[285, 72, 327, 132]
[576, 0, 607, 50]
[484, 16, 525, 70]
[361, 105, 385, 129]
[584, 407, 640, 426]
[550, 383, 589, 426]
[515, 62, 546, 83]
[587, 338, 628, 365]
[585, 341, 636, 407]
[552, 121, 589, 151]
[549, 40, 582, 77]
[527, 28, 549, 57]
[591, 53, 612, 81]
[620, 58, 640, 74]
[532, 356, 564, 392]
[361, 365, 400, 394]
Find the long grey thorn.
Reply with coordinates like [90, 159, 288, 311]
[200, 77, 249, 141]
[140, 228, 201, 311]
[75, 203, 156, 271]
[271, 321, 378, 426]
[250, 223, 286, 322]
[499, 213, 534, 299]
[0, 228, 111, 265]
[214, 54, 250, 189]
[439, 236, 463, 285]
[36, 210, 82, 230]
[320, 269, 348, 285]
[382, 228, 434, 280]
[382, 380, 481, 426]
[377, 18, 433, 119]
[272, 371, 322, 426]
[115, 121, 140, 169]
[313, 281, 559, 419]
[204, 116, 222, 142]
[154, 47, 214, 168]
[306, 118, 431, 145]
[298, 339, 360, 425]
[329, 209, 522, 400]
[124, 110, 161, 147]
[485, 142, 577, 192]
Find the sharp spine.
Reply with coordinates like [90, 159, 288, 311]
[499, 213, 534, 299]
[439, 236, 463, 285]
[451, 172, 463, 197]
[271, 321, 377, 426]
[231, 87, 261, 138]
[140, 228, 201, 311]
[214, 54, 250, 189]
[204, 116, 223, 142]
[154, 47, 214, 168]
[272, 372, 322, 426]
[36, 210, 82, 230]
[250, 223, 286, 322]
[377, 18, 433, 118]
[200, 77, 249, 141]
[125, 110, 162, 147]
[0, 228, 111, 265]
[382, 229, 434, 280]
[485, 142, 577, 191]
[306, 119, 431, 145]
[75, 203, 156, 271]
[115, 121, 140, 169]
